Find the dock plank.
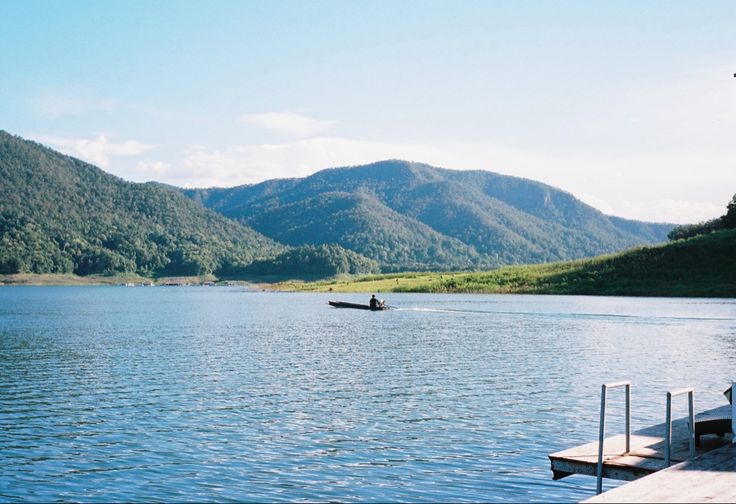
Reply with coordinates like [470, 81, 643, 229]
[549, 405, 732, 482]
[583, 443, 736, 503]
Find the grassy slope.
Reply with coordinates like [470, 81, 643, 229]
[281, 229, 736, 298]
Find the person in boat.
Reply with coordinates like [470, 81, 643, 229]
[369, 294, 381, 309]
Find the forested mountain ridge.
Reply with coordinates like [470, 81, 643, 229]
[184, 160, 674, 270]
[0, 130, 676, 278]
[0, 131, 286, 276]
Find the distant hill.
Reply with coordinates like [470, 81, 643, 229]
[0, 131, 284, 276]
[184, 160, 673, 271]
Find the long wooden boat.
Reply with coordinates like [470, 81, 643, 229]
[328, 300, 389, 311]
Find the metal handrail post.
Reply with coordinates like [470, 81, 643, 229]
[688, 390, 695, 457]
[596, 381, 631, 494]
[732, 381, 736, 443]
[625, 383, 631, 453]
[596, 384, 607, 495]
[664, 387, 695, 467]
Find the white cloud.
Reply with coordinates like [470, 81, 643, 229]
[620, 199, 724, 225]
[134, 160, 174, 177]
[35, 134, 155, 168]
[239, 111, 338, 138]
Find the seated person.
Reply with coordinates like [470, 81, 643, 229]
[369, 294, 379, 309]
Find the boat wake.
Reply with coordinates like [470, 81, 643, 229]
[393, 307, 499, 315]
[391, 307, 734, 323]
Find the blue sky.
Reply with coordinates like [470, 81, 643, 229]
[1, 0, 734, 223]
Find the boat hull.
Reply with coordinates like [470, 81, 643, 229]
[328, 301, 388, 311]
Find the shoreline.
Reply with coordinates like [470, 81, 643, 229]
[4, 271, 734, 299]
[0, 273, 246, 287]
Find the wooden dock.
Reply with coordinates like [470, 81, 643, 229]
[583, 443, 736, 503]
[549, 405, 732, 482]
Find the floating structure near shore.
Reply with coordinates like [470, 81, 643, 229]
[549, 381, 735, 502]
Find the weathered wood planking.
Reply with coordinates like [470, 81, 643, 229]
[549, 405, 732, 482]
[583, 443, 736, 503]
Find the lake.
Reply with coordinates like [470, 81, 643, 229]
[1, 287, 735, 502]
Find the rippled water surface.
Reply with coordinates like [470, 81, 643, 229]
[1, 287, 735, 502]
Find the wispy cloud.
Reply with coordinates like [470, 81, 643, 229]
[173, 136, 451, 187]
[34, 91, 117, 118]
[239, 112, 338, 138]
[619, 199, 724, 225]
[35, 134, 155, 168]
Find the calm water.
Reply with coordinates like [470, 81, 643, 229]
[1, 287, 735, 502]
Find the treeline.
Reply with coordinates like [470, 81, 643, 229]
[668, 194, 736, 241]
[241, 244, 379, 280]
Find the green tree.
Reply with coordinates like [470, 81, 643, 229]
[668, 193, 736, 240]
[724, 194, 736, 228]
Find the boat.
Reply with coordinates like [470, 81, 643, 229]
[328, 300, 389, 311]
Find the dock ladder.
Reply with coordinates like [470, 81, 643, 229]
[596, 381, 631, 494]
[664, 387, 695, 467]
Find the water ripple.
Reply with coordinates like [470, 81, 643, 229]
[1, 288, 735, 502]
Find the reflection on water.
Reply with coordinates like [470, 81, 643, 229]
[1, 288, 735, 502]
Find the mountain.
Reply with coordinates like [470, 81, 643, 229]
[184, 160, 673, 271]
[0, 131, 284, 276]
[0, 132, 677, 279]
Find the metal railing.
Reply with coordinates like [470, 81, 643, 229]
[596, 381, 631, 494]
[664, 387, 695, 467]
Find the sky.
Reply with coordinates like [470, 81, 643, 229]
[1, 0, 734, 224]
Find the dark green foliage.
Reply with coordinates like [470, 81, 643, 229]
[0, 131, 284, 276]
[668, 194, 736, 241]
[242, 191, 487, 271]
[667, 219, 723, 241]
[241, 244, 380, 280]
[184, 160, 673, 272]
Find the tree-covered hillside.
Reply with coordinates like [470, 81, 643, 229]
[184, 160, 674, 271]
[0, 131, 284, 276]
[243, 191, 486, 271]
